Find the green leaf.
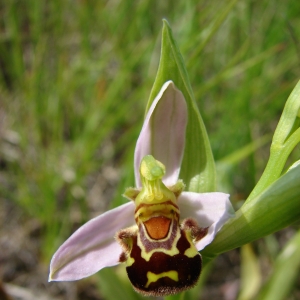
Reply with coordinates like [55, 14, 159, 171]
[146, 20, 216, 193]
[237, 244, 261, 300]
[256, 230, 300, 300]
[201, 163, 300, 261]
[247, 80, 300, 201]
[273, 80, 300, 145]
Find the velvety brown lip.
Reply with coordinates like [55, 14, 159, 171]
[143, 216, 171, 240]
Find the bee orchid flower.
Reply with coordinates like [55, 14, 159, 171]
[49, 81, 234, 297]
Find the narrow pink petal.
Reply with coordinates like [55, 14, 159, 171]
[134, 81, 187, 188]
[178, 192, 234, 251]
[49, 202, 135, 281]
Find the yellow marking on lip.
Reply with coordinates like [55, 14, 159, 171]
[126, 256, 135, 267]
[145, 270, 178, 288]
[184, 244, 199, 258]
[183, 231, 199, 258]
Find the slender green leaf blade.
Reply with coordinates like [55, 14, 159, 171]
[238, 244, 261, 300]
[247, 80, 300, 201]
[256, 230, 300, 300]
[273, 80, 300, 145]
[202, 163, 300, 259]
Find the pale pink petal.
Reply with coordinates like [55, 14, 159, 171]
[134, 81, 187, 188]
[49, 202, 135, 281]
[178, 192, 234, 251]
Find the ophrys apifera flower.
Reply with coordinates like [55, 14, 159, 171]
[49, 81, 234, 297]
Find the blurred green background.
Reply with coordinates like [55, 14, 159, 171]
[0, 0, 299, 299]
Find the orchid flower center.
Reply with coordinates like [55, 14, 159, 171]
[135, 155, 176, 207]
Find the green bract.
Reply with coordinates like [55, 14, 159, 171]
[146, 20, 216, 193]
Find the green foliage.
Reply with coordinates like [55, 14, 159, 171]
[238, 244, 261, 300]
[247, 80, 300, 201]
[202, 163, 300, 257]
[256, 230, 300, 300]
[147, 20, 216, 193]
